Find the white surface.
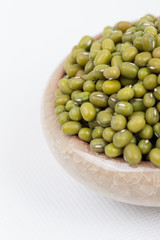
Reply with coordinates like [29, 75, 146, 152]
[1, 0, 160, 239]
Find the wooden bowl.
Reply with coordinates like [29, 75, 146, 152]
[41, 57, 160, 207]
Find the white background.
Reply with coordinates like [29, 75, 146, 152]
[1, 0, 160, 239]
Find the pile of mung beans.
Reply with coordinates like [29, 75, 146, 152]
[54, 14, 160, 167]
